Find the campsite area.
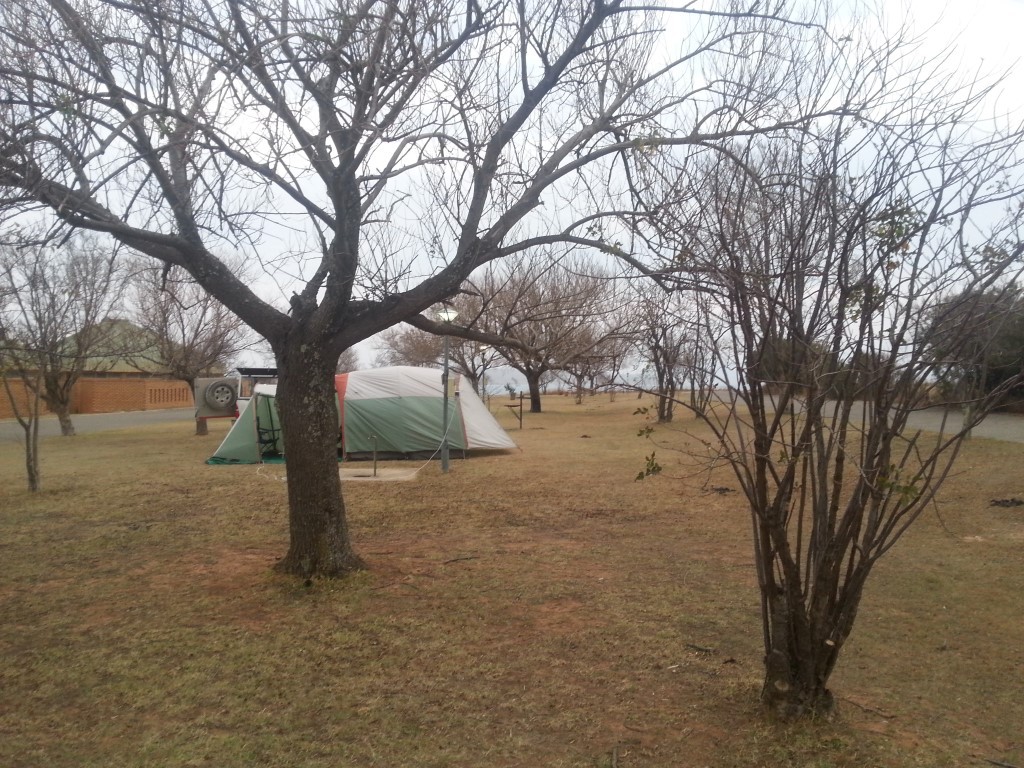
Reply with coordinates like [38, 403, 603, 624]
[1, 396, 1022, 767]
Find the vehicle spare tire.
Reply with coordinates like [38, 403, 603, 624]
[204, 379, 237, 410]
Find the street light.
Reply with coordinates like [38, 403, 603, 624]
[435, 307, 459, 473]
[478, 345, 492, 407]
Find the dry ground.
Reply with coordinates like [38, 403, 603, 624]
[1, 396, 1022, 767]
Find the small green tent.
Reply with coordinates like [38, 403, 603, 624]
[206, 366, 516, 464]
[206, 383, 285, 464]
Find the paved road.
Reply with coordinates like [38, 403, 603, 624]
[749, 392, 1024, 444]
[756, 402, 1024, 443]
[903, 408, 1024, 443]
[0, 407, 198, 443]
[3, 404, 1024, 444]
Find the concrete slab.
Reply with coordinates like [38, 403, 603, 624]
[340, 466, 421, 482]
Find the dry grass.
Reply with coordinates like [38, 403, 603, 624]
[1, 395, 1022, 767]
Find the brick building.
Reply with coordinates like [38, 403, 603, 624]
[0, 373, 193, 419]
[0, 320, 195, 419]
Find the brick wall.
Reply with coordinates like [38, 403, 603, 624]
[1, 376, 193, 418]
[73, 378, 147, 413]
[0, 379, 50, 420]
[74, 378, 193, 413]
[143, 380, 193, 410]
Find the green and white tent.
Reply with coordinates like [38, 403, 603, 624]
[207, 366, 516, 464]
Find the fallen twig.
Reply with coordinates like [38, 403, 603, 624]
[685, 643, 716, 655]
[839, 696, 897, 720]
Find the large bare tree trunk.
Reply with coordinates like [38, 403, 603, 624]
[41, 383, 76, 436]
[55, 406, 76, 437]
[184, 379, 209, 436]
[760, 586, 839, 719]
[525, 371, 543, 413]
[654, 356, 677, 423]
[573, 373, 585, 404]
[273, 342, 364, 577]
[656, 386, 675, 423]
[25, 423, 40, 491]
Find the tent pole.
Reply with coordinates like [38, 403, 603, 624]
[441, 334, 451, 474]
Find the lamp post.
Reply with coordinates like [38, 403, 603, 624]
[435, 307, 459, 473]
[479, 345, 492, 407]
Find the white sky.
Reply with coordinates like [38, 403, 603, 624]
[906, 0, 1024, 110]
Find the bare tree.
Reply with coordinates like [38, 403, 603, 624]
[595, 330, 634, 402]
[379, 258, 633, 404]
[376, 327, 496, 395]
[129, 263, 254, 435]
[0, 0, 863, 576]
[556, 305, 634, 404]
[336, 347, 360, 374]
[468, 254, 620, 412]
[375, 325, 442, 369]
[0, 235, 124, 437]
[628, 281, 703, 422]
[374, 290, 494, 392]
[639, 57, 1024, 718]
[0, 361, 43, 492]
[0, 262, 42, 490]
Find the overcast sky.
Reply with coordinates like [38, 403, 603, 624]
[907, 0, 1024, 108]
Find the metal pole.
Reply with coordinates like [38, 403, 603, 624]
[441, 333, 450, 473]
